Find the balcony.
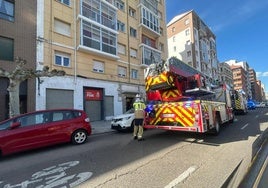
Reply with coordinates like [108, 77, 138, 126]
[139, 4, 160, 37]
[140, 44, 161, 66]
[81, 0, 117, 30]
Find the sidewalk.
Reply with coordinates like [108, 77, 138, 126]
[90, 120, 115, 135]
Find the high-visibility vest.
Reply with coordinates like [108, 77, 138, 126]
[133, 102, 145, 119]
[133, 102, 146, 110]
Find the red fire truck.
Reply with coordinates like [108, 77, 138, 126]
[144, 57, 234, 135]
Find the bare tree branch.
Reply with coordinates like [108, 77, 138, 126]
[1, 57, 65, 118]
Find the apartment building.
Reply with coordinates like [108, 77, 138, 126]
[230, 65, 247, 96]
[36, 0, 167, 121]
[249, 68, 258, 100]
[225, 60, 252, 99]
[218, 62, 233, 87]
[166, 10, 219, 83]
[0, 0, 37, 121]
[256, 80, 264, 102]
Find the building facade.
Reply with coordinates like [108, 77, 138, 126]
[230, 65, 248, 96]
[36, 0, 167, 121]
[249, 68, 260, 101]
[218, 62, 233, 87]
[225, 60, 252, 99]
[0, 0, 37, 121]
[166, 10, 219, 83]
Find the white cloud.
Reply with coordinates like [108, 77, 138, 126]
[262, 72, 268, 77]
[256, 72, 268, 77]
[256, 72, 262, 78]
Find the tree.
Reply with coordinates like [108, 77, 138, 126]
[0, 57, 65, 118]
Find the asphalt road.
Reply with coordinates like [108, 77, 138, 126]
[0, 108, 267, 188]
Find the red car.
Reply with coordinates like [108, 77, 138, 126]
[0, 109, 91, 156]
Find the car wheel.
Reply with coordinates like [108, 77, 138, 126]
[72, 129, 88, 144]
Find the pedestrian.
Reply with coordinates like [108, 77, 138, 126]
[133, 94, 146, 141]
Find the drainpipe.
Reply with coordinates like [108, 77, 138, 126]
[50, 0, 53, 69]
[74, 0, 77, 83]
[126, 0, 130, 83]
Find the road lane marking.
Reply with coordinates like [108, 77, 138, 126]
[164, 166, 197, 188]
[0, 161, 93, 187]
[241, 123, 249, 130]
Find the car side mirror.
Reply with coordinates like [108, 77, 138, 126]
[10, 122, 21, 129]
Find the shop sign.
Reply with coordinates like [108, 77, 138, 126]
[85, 89, 102, 100]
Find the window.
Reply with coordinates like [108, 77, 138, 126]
[173, 36, 176, 42]
[130, 27, 137, 37]
[160, 27, 163, 35]
[158, 11, 162, 20]
[55, 52, 70, 67]
[117, 20, 125, 32]
[173, 46, 176, 52]
[17, 113, 45, 127]
[185, 19, 189, 25]
[82, 20, 117, 55]
[118, 66, 126, 77]
[131, 69, 138, 79]
[115, 0, 124, 11]
[0, 0, 14, 22]
[54, 19, 71, 36]
[159, 43, 164, 52]
[93, 60, 104, 73]
[186, 40, 191, 45]
[129, 7, 136, 18]
[0, 36, 14, 61]
[185, 29, 190, 36]
[172, 27, 175, 32]
[118, 43, 126, 55]
[142, 35, 156, 48]
[130, 48, 137, 58]
[187, 51, 191, 57]
[141, 7, 159, 33]
[56, 0, 70, 6]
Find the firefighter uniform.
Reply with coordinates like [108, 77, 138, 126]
[133, 96, 146, 141]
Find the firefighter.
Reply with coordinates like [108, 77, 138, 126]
[133, 94, 146, 141]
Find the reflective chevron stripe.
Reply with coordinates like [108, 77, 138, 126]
[149, 102, 196, 127]
[145, 72, 169, 91]
[162, 89, 182, 99]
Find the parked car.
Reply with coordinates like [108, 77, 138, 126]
[111, 109, 134, 132]
[247, 101, 256, 110]
[0, 109, 91, 156]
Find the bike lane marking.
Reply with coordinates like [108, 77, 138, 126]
[0, 161, 93, 188]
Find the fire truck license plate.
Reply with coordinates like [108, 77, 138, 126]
[162, 113, 175, 118]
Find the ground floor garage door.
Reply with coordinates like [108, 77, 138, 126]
[85, 101, 102, 121]
[46, 89, 74, 109]
[84, 88, 103, 121]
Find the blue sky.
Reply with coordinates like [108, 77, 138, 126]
[165, 0, 268, 92]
